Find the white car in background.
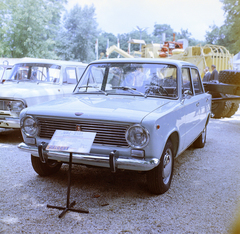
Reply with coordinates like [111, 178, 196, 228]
[0, 58, 87, 129]
[0, 58, 22, 82]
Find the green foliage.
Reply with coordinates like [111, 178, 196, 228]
[153, 24, 174, 41]
[205, 24, 221, 44]
[176, 29, 204, 46]
[205, 0, 240, 54]
[56, 4, 98, 63]
[97, 32, 117, 59]
[0, 1, 214, 61]
[0, 0, 66, 58]
[221, 0, 240, 53]
[153, 24, 204, 46]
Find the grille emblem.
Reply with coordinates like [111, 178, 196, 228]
[76, 124, 81, 131]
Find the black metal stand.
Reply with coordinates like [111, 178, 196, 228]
[47, 152, 89, 218]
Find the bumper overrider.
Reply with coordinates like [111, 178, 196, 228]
[18, 142, 159, 172]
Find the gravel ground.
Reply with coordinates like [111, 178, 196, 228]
[0, 110, 240, 234]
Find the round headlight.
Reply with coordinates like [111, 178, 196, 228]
[21, 116, 38, 137]
[126, 124, 149, 148]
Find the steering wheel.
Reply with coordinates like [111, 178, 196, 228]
[145, 83, 169, 96]
[32, 70, 47, 81]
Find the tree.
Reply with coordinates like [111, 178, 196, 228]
[153, 25, 203, 46]
[56, 4, 98, 63]
[205, 0, 240, 54]
[220, 0, 240, 54]
[176, 29, 192, 40]
[153, 24, 174, 42]
[97, 32, 117, 58]
[205, 24, 221, 44]
[0, 0, 66, 58]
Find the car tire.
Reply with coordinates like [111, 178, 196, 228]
[219, 70, 240, 85]
[211, 101, 232, 118]
[225, 102, 239, 118]
[31, 155, 62, 176]
[147, 140, 174, 195]
[193, 127, 207, 148]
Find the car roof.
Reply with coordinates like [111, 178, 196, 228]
[12, 57, 88, 67]
[90, 58, 197, 68]
[0, 58, 23, 67]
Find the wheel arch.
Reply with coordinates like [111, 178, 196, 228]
[206, 113, 211, 126]
[168, 131, 179, 158]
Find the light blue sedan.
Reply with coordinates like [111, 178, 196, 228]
[18, 58, 211, 194]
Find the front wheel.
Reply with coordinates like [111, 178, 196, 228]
[31, 155, 62, 176]
[147, 140, 174, 195]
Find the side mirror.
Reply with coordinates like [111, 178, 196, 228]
[184, 90, 192, 96]
[183, 90, 193, 99]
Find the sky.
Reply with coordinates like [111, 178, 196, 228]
[65, 0, 225, 41]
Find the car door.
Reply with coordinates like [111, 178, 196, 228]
[190, 67, 210, 133]
[181, 66, 202, 149]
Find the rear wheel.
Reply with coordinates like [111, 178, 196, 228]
[211, 101, 231, 118]
[225, 102, 239, 118]
[219, 70, 240, 85]
[147, 140, 174, 195]
[31, 155, 62, 176]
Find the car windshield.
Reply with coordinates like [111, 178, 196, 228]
[1, 67, 13, 81]
[74, 63, 178, 98]
[7, 63, 61, 83]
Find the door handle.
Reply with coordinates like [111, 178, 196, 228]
[196, 102, 200, 107]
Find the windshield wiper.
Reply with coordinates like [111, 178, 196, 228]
[112, 86, 147, 97]
[78, 85, 108, 95]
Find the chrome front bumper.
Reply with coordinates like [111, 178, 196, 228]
[0, 117, 20, 128]
[18, 142, 159, 172]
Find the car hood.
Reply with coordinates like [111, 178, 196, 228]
[24, 94, 172, 123]
[0, 82, 60, 99]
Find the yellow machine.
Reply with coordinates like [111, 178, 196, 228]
[106, 41, 234, 78]
[163, 44, 233, 77]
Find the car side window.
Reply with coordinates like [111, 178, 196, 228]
[79, 66, 105, 88]
[64, 67, 77, 84]
[191, 68, 203, 94]
[181, 67, 193, 95]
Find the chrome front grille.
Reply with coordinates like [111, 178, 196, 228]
[0, 100, 9, 111]
[37, 117, 130, 147]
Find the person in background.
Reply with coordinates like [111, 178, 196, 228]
[30, 71, 38, 80]
[210, 64, 218, 81]
[109, 67, 121, 86]
[202, 66, 211, 82]
[123, 68, 145, 88]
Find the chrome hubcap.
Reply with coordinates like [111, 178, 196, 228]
[162, 148, 172, 184]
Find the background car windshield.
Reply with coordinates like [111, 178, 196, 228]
[7, 63, 61, 83]
[76, 63, 178, 98]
